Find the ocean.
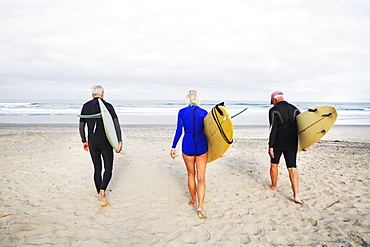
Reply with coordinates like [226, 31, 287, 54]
[0, 100, 369, 126]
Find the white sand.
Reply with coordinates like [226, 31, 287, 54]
[0, 124, 369, 246]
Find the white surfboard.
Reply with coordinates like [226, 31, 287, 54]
[78, 99, 128, 154]
[98, 99, 129, 154]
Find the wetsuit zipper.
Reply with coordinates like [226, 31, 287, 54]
[93, 98, 99, 134]
[193, 106, 198, 151]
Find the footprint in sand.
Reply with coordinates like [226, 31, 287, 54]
[144, 213, 160, 220]
[179, 230, 198, 244]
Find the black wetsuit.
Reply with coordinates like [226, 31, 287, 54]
[269, 101, 300, 168]
[79, 97, 122, 193]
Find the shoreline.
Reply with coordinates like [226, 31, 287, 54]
[1, 123, 369, 143]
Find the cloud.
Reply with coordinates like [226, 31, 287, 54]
[0, 0, 369, 102]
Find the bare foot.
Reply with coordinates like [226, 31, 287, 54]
[294, 197, 303, 204]
[188, 201, 197, 207]
[98, 196, 109, 207]
[263, 184, 277, 191]
[197, 208, 207, 219]
[98, 190, 109, 207]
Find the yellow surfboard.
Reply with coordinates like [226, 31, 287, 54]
[297, 105, 337, 151]
[204, 103, 234, 163]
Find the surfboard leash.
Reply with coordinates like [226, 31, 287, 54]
[77, 113, 102, 118]
[231, 107, 248, 119]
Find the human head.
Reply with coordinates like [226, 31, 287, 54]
[92, 85, 104, 98]
[270, 91, 284, 105]
[186, 90, 200, 106]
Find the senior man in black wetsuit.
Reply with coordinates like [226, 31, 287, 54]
[79, 85, 122, 206]
[264, 91, 303, 204]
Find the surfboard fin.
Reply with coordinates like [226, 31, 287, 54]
[322, 113, 332, 117]
[308, 108, 318, 112]
[215, 102, 225, 116]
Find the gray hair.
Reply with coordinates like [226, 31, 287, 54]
[91, 85, 104, 97]
[186, 90, 200, 106]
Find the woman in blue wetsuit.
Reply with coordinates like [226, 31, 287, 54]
[170, 90, 208, 219]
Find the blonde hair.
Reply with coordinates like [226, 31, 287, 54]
[91, 85, 104, 97]
[186, 90, 200, 106]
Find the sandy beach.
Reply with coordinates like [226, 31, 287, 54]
[0, 124, 369, 246]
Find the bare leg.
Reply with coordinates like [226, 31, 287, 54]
[264, 163, 279, 190]
[288, 168, 303, 204]
[183, 152, 208, 219]
[183, 153, 197, 207]
[195, 153, 208, 218]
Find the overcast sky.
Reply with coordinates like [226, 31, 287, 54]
[0, 0, 369, 102]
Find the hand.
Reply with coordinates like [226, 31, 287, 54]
[83, 142, 89, 151]
[170, 149, 177, 159]
[268, 148, 274, 158]
[116, 141, 123, 153]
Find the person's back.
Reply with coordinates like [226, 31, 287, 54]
[180, 105, 208, 140]
[81, 97, 108, 140]
[172, 104, 208, 156]
[269, 101, 300, 151]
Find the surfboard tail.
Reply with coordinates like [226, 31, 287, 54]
[297, 105, 337, 151]
[204, 103, 234, 163]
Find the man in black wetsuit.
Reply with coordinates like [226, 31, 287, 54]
[79, 85, 122, 206]
[264, 91, 303, 204]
